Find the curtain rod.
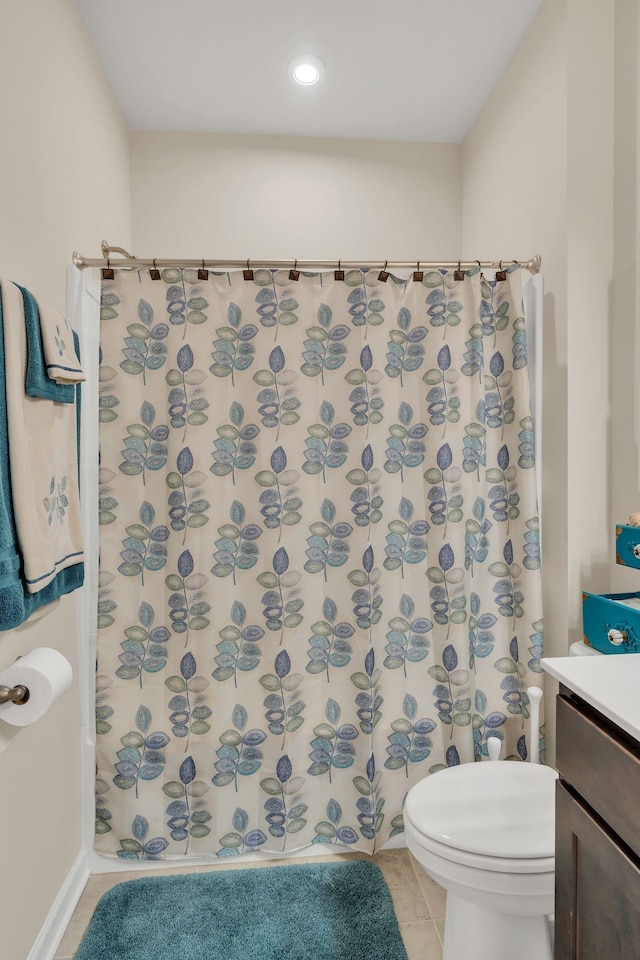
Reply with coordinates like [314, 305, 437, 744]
[72, 243, 541, 275]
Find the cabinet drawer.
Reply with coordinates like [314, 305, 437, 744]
[616, 524, 640, 570]
[581, 591, 640, 653]
[556, 694, 640, 858]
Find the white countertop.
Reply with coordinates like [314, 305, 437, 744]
[541, 655, 640, 742]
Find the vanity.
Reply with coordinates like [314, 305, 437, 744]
[542, 655, 640, 959]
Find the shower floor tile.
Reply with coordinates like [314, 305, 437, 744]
[53, 848, 445, 960]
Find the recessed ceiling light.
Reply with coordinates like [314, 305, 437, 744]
[289, 55, 324, 86]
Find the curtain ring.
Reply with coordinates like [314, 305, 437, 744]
[496, 259, 507, 281]
[198, 257, 209, 280]
[150, 257, 161, 280]
[476, 259, 484, 279]
[335, 259, 344, 281]
[102, 256, 114, 280]
[454, 259, 464, 281]
[378, 259, 390, 282]
[243, 258, 254, 281]
[289, 258, 300, 281]
[413, 260, 424, 282]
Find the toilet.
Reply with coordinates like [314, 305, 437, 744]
[404, 761, 557, 960]
[404, 643, 599, 960]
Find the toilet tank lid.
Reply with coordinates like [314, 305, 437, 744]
[404, 762, 558, 859]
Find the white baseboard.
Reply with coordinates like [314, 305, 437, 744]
[27, 849, 89, 960]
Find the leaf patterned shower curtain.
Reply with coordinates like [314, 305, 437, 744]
[95, 265, 543, 859]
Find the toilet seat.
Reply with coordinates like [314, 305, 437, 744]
[404, 761, 557, 860]
[405, 811, 555, 874]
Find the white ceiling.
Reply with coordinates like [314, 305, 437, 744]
[74, 0, 543, 144]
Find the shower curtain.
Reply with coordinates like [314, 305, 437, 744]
[95, 265, 543, 859]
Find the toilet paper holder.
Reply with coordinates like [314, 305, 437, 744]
[0, 684, 29, 705]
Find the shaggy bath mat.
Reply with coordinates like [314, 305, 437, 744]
[74, 860, 409, 960]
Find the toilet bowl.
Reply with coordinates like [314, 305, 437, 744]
[405, 760, 558, 960]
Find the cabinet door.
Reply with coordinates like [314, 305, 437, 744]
[556, 781, 640, 959]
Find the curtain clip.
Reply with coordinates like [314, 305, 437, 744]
[378, 260, 389, 282]
[334, 259, 344, 281]
[289, 259, 300, 281]
[198, 258, 209, 281]
[102, 258, 114, 281]
[150, 258, 161, 281]
[495, 260, 507, 282]
[454, 261, 465, 282]
[413, 261, 424, 283]
[243, 258, 254, 281]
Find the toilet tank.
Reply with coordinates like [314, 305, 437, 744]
[569, 640, 601, 657]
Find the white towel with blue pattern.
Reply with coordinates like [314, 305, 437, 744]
[35, 293, 85, 384]
[0, 278, 84, 592]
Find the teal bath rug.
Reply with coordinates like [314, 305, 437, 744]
[75, 860, 409, 960]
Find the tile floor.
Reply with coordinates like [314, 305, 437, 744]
[54, 848, 446, 960]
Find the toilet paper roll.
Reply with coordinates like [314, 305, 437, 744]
[0, 647, 73, 726]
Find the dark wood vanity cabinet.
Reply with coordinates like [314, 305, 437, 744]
[555, 687, 640, 959]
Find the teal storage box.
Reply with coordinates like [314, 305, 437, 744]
[615, 524, 640, 570]
[582, 591, 640, 654]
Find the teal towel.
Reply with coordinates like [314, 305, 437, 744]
[18, 285, 74, 403]
[0, 286, 83, 629]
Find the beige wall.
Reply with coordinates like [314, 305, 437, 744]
[0, 3, 131, 958]
[611, 0, 640, 593]
[130, 132, 461, 260]
[566, 0, 615, 617]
